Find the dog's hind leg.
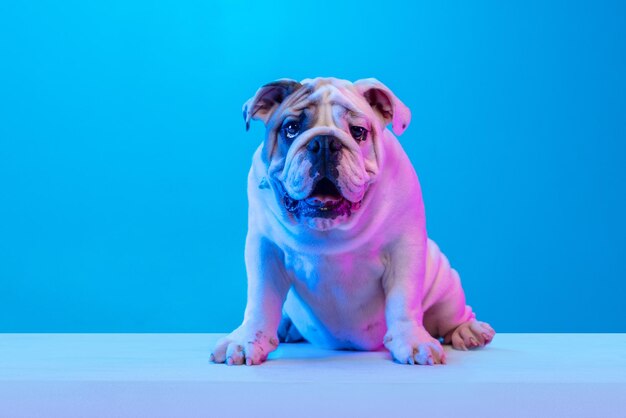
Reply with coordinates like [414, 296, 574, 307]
[277, 311, 305, 343]
[421, 239, 495, 351]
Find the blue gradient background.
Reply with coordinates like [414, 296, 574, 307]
[1, 1, 625, 332]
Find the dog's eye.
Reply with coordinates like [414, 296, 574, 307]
[283, 121, 301, 139]
[350, 126, 368, 142]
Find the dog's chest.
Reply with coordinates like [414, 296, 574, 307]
[281, 248, 388, 349]
[286, 249, 385, 310]
[283, 249, 385, 294]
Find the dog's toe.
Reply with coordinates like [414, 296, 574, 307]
[210, 337, 231, 363]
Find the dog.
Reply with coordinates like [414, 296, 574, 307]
[210, 77, 495, 366]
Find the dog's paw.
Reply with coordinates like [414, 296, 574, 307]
[447, 320, 495, 350]
[210, 327, 279, 366]
[384, 324, 446, 365]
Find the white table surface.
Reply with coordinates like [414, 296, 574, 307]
[1, 333, 625, 417]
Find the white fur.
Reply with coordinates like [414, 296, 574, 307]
[211, 78, 494, 366]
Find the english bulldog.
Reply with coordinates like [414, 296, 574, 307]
[210, 77, 495, 366]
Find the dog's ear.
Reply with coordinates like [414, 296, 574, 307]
[354, 78, 411, 136]
[243, 79, 302, 131]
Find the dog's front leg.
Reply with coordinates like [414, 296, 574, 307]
[382, 238, 446, 365]
[211, 235, 290, 366]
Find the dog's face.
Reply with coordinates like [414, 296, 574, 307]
[244, 77, 411, 231]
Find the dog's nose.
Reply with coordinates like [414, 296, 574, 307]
[307, 135, 342, 154]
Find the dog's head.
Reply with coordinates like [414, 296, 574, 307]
[243, 77, 411, 231]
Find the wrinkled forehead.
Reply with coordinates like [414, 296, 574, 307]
[282, 77, 370, 121]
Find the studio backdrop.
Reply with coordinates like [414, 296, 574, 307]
[1, 0, 625, 332]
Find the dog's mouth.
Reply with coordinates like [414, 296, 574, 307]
[283, 177, 362, 219]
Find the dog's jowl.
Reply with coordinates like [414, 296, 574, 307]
[210, 77, 495, 366]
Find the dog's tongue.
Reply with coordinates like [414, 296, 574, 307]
[305, 195, 343, 207]
[305, 178, 343, 207]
